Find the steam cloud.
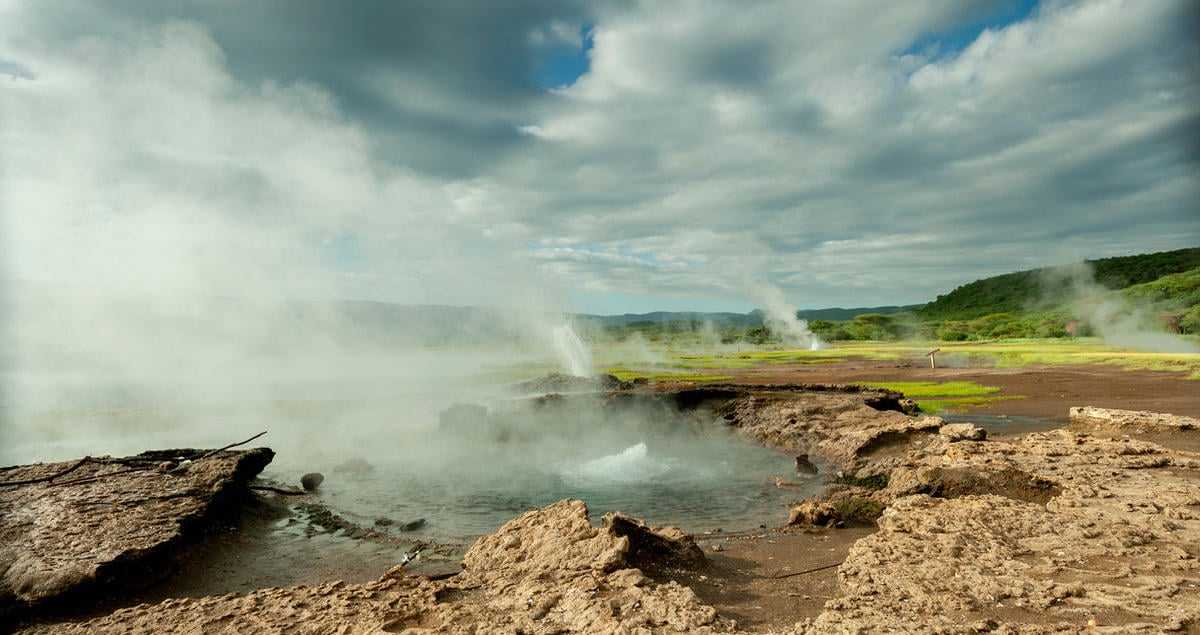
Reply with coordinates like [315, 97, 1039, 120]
[1041, 263, 1199, 354]
[0, 22, 586, 465]
[751, 285, 825, 350]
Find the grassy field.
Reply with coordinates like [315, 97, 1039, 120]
[595, 338, 1200, 380]
[845, 380, 1023, 414]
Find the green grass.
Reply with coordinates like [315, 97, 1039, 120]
[591, 338, 1200, 379]
[922, 339, 1200, 377]
[916, 395, 1026, 414]
[847, 380, 1021, 415]
[849, 381, 1000, 397]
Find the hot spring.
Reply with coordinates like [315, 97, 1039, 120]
[0, 348, 818, 548]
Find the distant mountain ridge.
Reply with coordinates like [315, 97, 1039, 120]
[578, 305, 921, 327]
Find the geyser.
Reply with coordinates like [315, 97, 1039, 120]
[551, 322, 593, 377]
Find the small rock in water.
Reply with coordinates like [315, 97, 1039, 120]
[939, 423, 987, 442]
[794, 455, 820, 475]
[374, 517, 394, 527]
[398, 518, 426, 532]
[300, 472, 325, 491]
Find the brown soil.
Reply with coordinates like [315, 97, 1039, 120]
[723, 357, 1200, 423]
[680, 527, 875, 631]
[659, 359, 1200, 632]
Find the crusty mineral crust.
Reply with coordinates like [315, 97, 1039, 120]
[796, 429, 1200, 633]
[0, 447, 273, 623]
[1070, 405, 1198, 433]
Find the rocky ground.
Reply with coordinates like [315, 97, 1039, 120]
[0, 446, 273, 627]
[6, 363, 1199, 634]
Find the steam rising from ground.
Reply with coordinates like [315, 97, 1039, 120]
[751, 284, 825, 350]
[1040, 263, 1199, 353]
[0, 22, 596, 465]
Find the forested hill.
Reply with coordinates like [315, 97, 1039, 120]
[916, 247, 1200, 321]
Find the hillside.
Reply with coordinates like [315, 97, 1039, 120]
[916, 247, 1200, 322]
[582, 305, 920, 328]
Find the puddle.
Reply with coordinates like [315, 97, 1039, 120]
[936, 413, 1064, 436]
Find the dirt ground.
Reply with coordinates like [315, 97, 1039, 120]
[725, 358, 1200, 423]
[669, 526, 875, 631]
[658, 358, 1200, 632]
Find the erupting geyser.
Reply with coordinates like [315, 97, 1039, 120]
[551, 322, 593, 377]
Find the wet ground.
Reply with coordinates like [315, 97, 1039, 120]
[725, 358, 1200, 422]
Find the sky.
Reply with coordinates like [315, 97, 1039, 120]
[2, 0, 1198, 315]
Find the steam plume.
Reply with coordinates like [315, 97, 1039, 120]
[751, 284, 825, 350]
[1042, 262, 1199, 353]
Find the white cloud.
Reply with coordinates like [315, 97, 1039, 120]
[2, 0, 1196, 315]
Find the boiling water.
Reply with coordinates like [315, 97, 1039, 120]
[300, 430, 809, 543]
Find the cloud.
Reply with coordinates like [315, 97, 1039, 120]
[6, 0, 593, 178]
[2, 0, 1197, 316]
[473, 0, 1199, 308]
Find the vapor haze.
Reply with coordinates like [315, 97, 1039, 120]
[2, 2, 1198, 466]
[1040, 263, 1200, 353]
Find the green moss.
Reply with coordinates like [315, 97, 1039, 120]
[830, 473, 890, 489]
[830, 497, 886, 523]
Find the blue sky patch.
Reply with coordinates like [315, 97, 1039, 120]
[533, 23, 594, 89]
[900, 0, 1040, 60]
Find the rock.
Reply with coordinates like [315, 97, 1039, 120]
[938, 422, 987, 442]
[397, 519, 426, 532]
[373, 517, 393, 527]
[513, 372, 629, 393]
[1070, 406, 1198, 433]
[601, 512, 708, 573]
[0, 448, 273, 624]
[803, 424, 1200, 633]
[788, 500, 843, 527]
[794, 454, 820, 474]
[677, 384, 944, 471]
[300, 472, 324, 491]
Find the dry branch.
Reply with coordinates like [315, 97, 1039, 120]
[0, 457, 96, 487]
[194, 431, 268, 461]
[771, 561, 844, 579]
